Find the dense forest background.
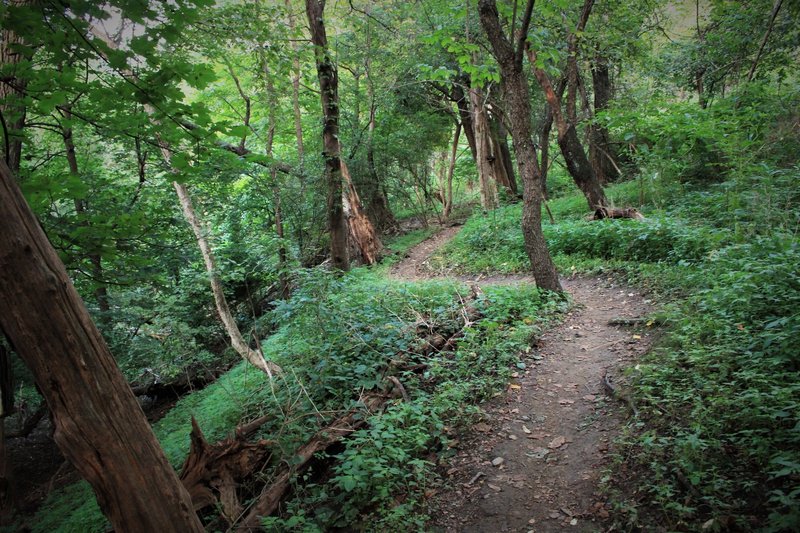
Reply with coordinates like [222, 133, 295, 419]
[0, 0, 798, 531]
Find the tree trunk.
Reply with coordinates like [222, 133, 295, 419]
[341, 160, 383, 265]
[86, 26, 280, 376]
[442, 122, 461, 219]
[452, 79, 478, 162]
[307, 0, 349, 271]
[489, 113, 518, 196]
[478, 0, 562, 292]
[61, 109, 110, 315]
[0, 0, 31, 174]
[469, 86, 499, 210]
[170, 180, 280, 376]
[0, 344, 12, 520]
[364, 21, 397, 233]
[529, 49, 608, 211]
[589, 54, 619, 183]
[0, 159, 204, 532]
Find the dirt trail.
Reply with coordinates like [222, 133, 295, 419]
[390, 226, 655, 532]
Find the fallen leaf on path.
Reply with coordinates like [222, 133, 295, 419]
[548, 436, 567, 449]
[509, 384, 521, 390]
[522, 425, 531, 434]
[474, 422, 491, 433]
[558, 399, 575, 405]
[487, 484, 502, 492]
[583, 394, 597, 401]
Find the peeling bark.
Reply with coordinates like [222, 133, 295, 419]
[342, 160, 383, 265]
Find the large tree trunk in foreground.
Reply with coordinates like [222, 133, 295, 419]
[0, 160, 203, 532]
[478, 0, 562, 292]
[307, 0, 349, 271]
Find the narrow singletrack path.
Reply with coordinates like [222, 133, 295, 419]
[390, 225, 655, 532]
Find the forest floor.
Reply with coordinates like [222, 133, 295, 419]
[391, 225, 656, 532]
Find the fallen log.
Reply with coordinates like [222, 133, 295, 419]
[179, 417, 276, 523]
[590, 207, 644, 220]
[235, 391, 389, 531]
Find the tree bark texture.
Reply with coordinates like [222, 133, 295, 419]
[0, 0, 31, 173]
[171, 181, 281, 376]
[0, 159, 204, 532]
[489, 113, 518, 196]
[478, 0, 562, 292]
[341, 160, 383, 265]
[469, 86, 499, 210]
[589, 54, 619, 183]
[307, 0, 349, 271]
[529, 48, 608, 211]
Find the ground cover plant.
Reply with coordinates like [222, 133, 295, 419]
[429, 138, 800, 532]
[25, 248, 568, 531]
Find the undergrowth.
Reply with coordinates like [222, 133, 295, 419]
[28, 251, 567, 532]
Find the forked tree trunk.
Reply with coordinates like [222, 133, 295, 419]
[0, 160, 204, 532]
[478, 0, 562, 292]
[529, 49, 608, 211]
[470, 86, 499, 210]
[307, 0, 349, 271]
[527, 0, 608, 211]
